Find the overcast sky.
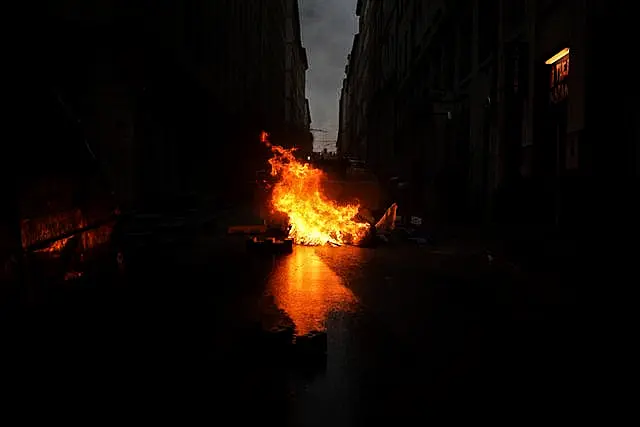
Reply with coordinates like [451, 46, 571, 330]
[300, 0, 358, 152]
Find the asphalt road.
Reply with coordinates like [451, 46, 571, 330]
[1, 233, 582, 424]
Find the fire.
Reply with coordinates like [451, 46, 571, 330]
[35, 236, 71, 254]
[23, 209, 113, 254]
[263, 133, 370, 246]
[22, 210, 83, 250]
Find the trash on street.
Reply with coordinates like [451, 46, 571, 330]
[246, 236, 294, 254]
[228, 224, 267, 235]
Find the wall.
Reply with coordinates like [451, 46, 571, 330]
[18, 0, 305, 210]
[338, 0, 623, 231]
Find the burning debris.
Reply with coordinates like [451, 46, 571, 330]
[18, 209, 116, 282]
[374, 202, 398, 232]
[246, 236, 293, 254]
[262, 132, 377, 246]
[22, 209, 113, 255]
[21, 210, 83, 253]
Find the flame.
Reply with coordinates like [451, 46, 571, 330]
[263, 134, 370, 246]
[79, 221, 112, 251]
[23, 209, 113, 254]
[260, 130, 269, 143]
[22, 210, 83, 250]
[35, 236, 71, 254]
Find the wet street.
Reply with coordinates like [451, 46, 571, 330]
[2, 232, 582, 424]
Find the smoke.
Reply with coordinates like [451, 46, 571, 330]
[300, 0, 358, 152]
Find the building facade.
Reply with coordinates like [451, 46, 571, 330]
[284, 0, 313, 155]
[17, 0, 310, 204]
[339, 0, 636, 231]
[4, 1, 311, 266]
[337, 76, 349, 154]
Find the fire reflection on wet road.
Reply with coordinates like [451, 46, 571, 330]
[266, 246, 358, 336]
[3, 227, 580, 425]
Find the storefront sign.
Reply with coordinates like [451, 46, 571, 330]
[549, 50, 569, 103]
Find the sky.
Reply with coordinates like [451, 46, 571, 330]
[300, 0, 358, 152]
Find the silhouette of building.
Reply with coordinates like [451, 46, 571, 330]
[284, 0, 313, 155]
[338, 0, 636, 232]
[337, 76, 349, 154]
[3, 0, 314, 268]
[18, 0, 310, 209]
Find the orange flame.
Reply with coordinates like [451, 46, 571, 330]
[264, 134, 370, 246]
[260, 130, 269, 143]
[23, 209, 113, 254]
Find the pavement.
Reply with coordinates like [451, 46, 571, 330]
[1, 211, 585, 424]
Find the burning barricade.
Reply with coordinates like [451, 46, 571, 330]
[239, 132, 398, 249]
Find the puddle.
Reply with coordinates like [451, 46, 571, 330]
[266, 246, 358, 336]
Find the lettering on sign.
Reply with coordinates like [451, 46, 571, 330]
[549, 54, 569, 103]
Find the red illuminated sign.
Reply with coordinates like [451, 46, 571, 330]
[549, 53, 569, 103]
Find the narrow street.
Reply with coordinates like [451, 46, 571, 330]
[7, 0, 632, 424]
[2, 218, 581, 424]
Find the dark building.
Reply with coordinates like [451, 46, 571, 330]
[26, 0, 309, 200]
[3, 0, 311, 267]
[339, 0, 637, 233]
[337, 77, 348, 155]
[15, 0, 310, 205]
[284, 0, 313, 156]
